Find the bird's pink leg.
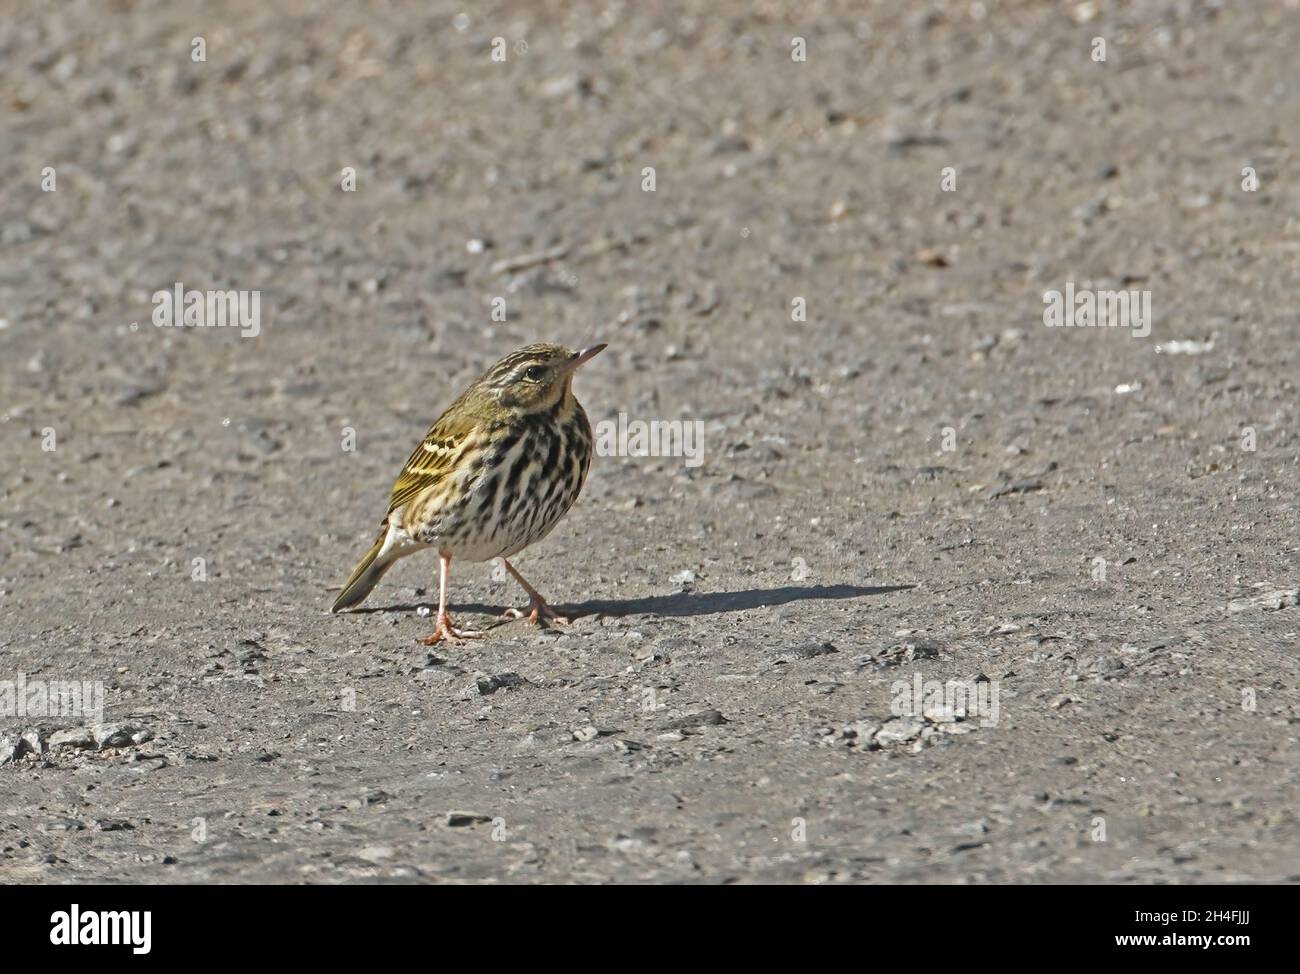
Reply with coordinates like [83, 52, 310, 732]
[500, 559, 569, 625]
[422, 553, 483, 644]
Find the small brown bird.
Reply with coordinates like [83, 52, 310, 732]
[332, 342, 605, 643]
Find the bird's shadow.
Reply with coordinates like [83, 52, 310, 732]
[351, 583, 913, 620]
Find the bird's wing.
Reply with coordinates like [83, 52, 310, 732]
[387, 411, 479, 515]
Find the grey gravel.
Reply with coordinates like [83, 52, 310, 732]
[1, 0, 1297, 886]
[659, 710, 728, 731]
[48, 728, 95, 750]
[445, 812, 495, 828]
[462, 673, 530, 698]
[773, 642, 838, 663]
[1228, 589, 1299, 614]
[874, 717, 926, 747]
[92, 723, 150, 749]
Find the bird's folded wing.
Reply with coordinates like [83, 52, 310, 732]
[387, 417, 477, 514]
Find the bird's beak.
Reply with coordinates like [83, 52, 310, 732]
[561, 343, 607, 373]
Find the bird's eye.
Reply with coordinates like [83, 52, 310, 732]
[524, 365, 545, 381]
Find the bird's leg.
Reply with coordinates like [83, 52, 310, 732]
[422, 553, 483, 644]
[500, 558, 569, 625]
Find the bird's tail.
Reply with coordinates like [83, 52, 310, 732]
[332, 524, 400, 613]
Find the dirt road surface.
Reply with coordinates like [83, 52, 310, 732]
[2, 1, 1299, 883]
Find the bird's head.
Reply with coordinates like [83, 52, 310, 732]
[478, 342, 606, 413]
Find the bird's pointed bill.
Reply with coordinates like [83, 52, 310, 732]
[562, 343, 607, 373]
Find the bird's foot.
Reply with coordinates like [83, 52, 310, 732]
[501, 598, 569, 627]
[420, 613, 484, 645]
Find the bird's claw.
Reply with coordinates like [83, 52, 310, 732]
[501, 600, 569, 626]
[420, 614, 484, 644]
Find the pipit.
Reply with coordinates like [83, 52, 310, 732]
[332, 342, 605, 643]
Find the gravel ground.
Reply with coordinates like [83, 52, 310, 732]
[2, 0, 1299, 884]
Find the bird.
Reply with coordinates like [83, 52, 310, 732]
[331, 342, 605, 644]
